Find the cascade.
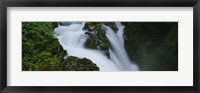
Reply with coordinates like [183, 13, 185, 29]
[54, 22, 139, 71]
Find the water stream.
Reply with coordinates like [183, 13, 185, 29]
[54, 22, 139, 71]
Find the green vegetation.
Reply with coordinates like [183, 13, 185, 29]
[22, 22, 66, 71]
[122, 22, 178, 71]
[22, 22, 99, 71]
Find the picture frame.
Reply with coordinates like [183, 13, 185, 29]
[0, 0, 199, 93]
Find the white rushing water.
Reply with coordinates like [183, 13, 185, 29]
[54, 22, 139, 71]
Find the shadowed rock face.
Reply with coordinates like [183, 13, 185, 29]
[59, 22, 82, 26]
[122, 22, 178, 71]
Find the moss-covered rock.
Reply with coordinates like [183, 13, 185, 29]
[83, 22, 111, 58]
[84, 32, 99, 49]
[60, 56, 100, 71]
[22, 22, 66, 71]
[122, 22, 178, 71]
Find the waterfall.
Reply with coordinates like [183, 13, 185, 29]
[54, 22, 139, 71]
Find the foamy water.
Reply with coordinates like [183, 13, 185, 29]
[54, 22, 139, 71]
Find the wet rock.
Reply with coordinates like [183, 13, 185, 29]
[60, 56, 100, 71]
[122, 22, 178, 71]
[83, 22, 111, 58]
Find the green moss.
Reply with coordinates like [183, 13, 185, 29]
[84, 32, 99, 49]
[60, 56, 100, 71]
[84, 22, 111, 58]
[22, 22, 66, 71]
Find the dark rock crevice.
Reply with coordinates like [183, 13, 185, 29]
[122, 22, 178, 71]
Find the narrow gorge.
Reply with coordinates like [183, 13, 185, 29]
[22, 22, 178, 71]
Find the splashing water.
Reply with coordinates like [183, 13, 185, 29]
[54, 22, 139, 71]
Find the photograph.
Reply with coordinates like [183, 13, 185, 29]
[1, 0, 199, 92]
[22, 22, 178, 71]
